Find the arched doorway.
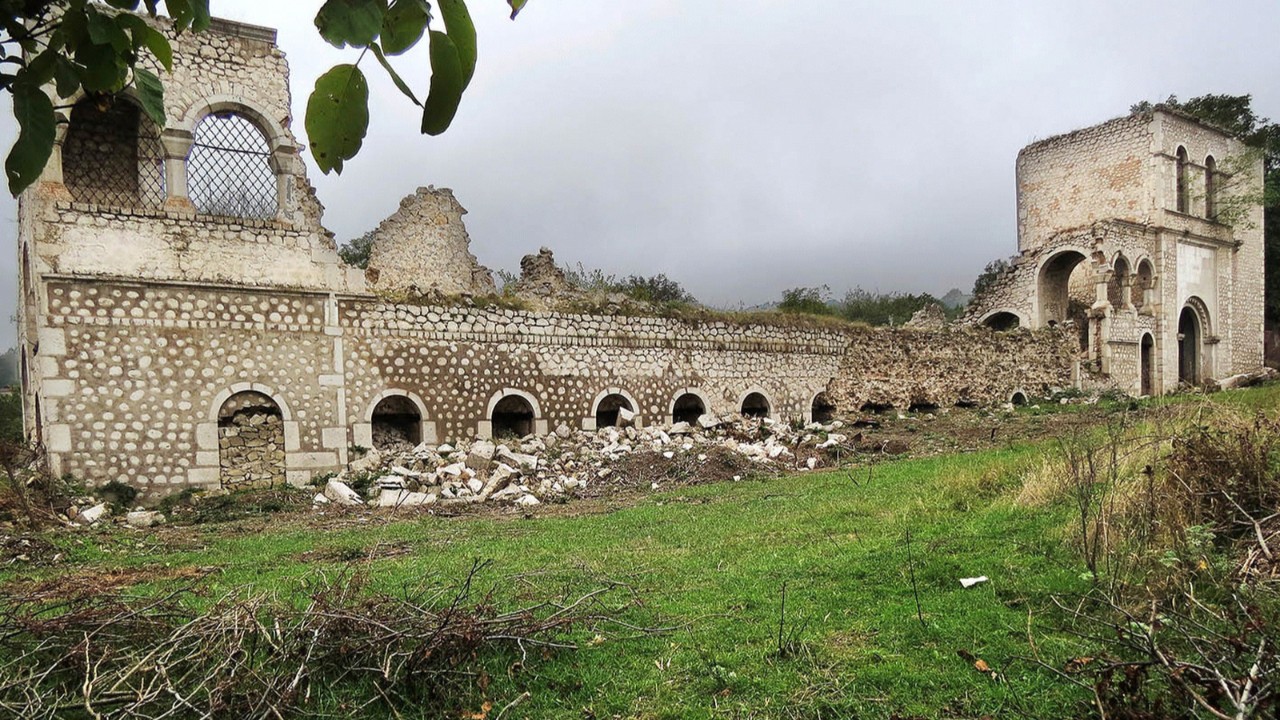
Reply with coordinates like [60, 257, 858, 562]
[740, 392, 771, 419]
[1178, 306, 1203, 386]
[594, 393, 634, 428]
[811, 392, 836, 423]
[1038, 250, 1091, 351]
[672, 392, 706, 424]
[1140, 334, 1155, 396]
[217, 391, 285, 488]
[492, 394, 536, 438]
[370, 394, 422, 452]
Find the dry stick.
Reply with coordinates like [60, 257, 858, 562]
[494, 691, 532, 720]
[777, 581, 788, 657]
[905, 528, 925, 629]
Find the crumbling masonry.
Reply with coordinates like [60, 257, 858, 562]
[15, 18, 1264, 496]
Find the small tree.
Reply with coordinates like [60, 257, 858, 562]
[337, 232, 376, 269]
[971, 258, 1010, 300]
[778, 286, 834, 316]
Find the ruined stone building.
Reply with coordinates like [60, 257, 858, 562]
[14, 18, 1264, 497]
[967, 110, 1266, 396]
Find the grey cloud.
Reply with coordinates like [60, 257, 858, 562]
[3, 0, 1278, 344]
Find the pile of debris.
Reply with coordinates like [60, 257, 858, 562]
[317, 413, 860, 511]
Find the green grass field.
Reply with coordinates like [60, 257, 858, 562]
[6, 384, 1278, 718]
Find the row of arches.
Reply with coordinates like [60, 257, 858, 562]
[981, 249, 1158, 337]
[364, 387, 838, 447]
[60, 95, 283, 220]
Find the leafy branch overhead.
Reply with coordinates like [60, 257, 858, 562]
[1, 1, 527, 195]
[307, 0, 487, 174]
[2, 0, 211, 195]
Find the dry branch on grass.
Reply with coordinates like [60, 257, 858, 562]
[0, 561, 641, 719]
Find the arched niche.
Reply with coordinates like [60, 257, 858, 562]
[670, 390, 710, 425]
[216, 390, 285, 488]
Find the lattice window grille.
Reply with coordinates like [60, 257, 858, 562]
[62, 99, 166, 209]
[188, 112, 278, 220]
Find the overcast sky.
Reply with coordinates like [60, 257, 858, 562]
[2, 0, 1279, 348]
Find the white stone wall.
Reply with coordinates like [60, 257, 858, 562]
[364, 187, 496, 296]
[1017, 113, 1152, 249]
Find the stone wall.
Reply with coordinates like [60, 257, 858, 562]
[32, 276, 1077, 497]
[365, 187, 495, 296]
[1017, 113, 1151, 249]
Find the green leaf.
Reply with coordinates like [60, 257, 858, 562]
[85, 6, 132, 53]
[507, 0, 527, 19]
[6, 83, 56, 195]
[305, 64, 370, 174]
[23, 50, 60, 87]
[74, 41, 128, 92]
[166, 0, 211, 33]
[380, 0, 430, 56]
[133, 67, 166, 126]
[53, 57, 82, 98]
[370, 43, 421, 107]
[315, 0, 388, 49]
[437, 0, 475, 89]
[421, 30, 463, 136]
[119, 15, 174, 71]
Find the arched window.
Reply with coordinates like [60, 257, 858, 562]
[188, 111, 277, 219]
[1132, 260, 1154, 310]
[1107, 255, 1130, 309]
[1204, 155, 1217, 220]
[1175, 146, 1189, 213]
[62, 96, 165, 208]
[217, 391, 285, 488]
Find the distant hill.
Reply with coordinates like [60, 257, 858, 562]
[939, 288, 971, 309]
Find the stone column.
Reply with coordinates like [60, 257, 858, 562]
[160, 130, 195, 212]
[269, 146, 297, 219]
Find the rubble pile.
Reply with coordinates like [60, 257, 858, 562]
[317, 413, 859, 511]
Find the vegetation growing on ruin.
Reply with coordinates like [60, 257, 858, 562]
[3, 384, 1276, 717]
[778, 285, 965, 325]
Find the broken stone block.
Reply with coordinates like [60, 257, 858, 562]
[668, 422, 692, 435]
[125, 510, 165, 528]
[515, 494, 541, 507]
[377, 489, 437, 508]
[616, 407, 637, 427]
[466, 440, 496, 471]
[76, 503, 108, 526]
[323, 479, 364, 506]
[496, 447, 538, 470]
[350, 448, 383, 474]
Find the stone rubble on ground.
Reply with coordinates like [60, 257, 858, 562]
[315, 413, 858, 511]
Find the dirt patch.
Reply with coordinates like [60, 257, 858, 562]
[0, 534, 61, 568]
[2, 564, 216, 600]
